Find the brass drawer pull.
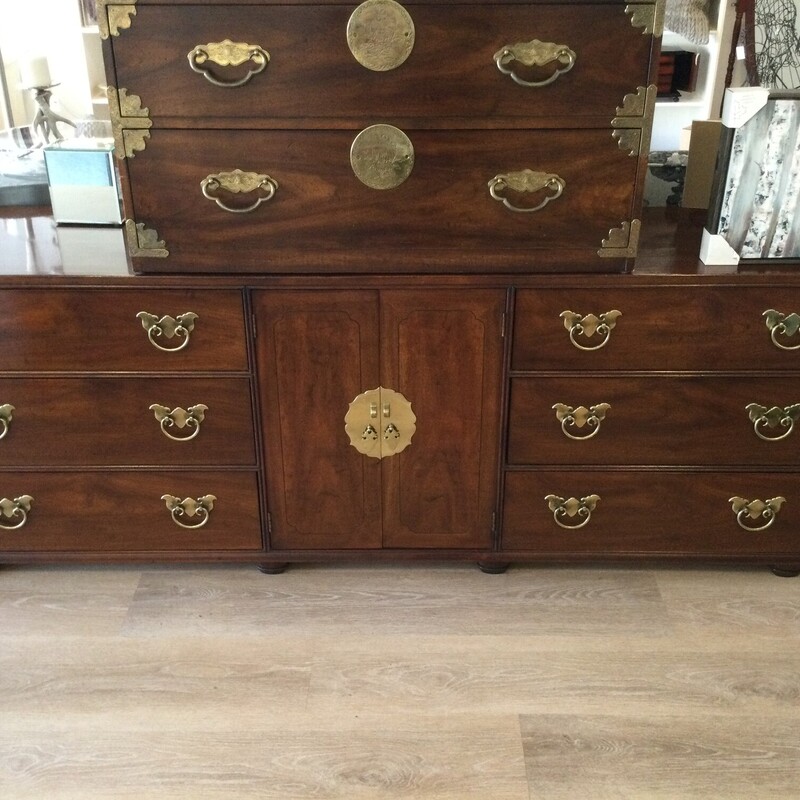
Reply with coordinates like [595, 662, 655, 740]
[0, 495, 33, 531]
[188, 40, 270, 87]
[553, 403, 610, 440]
[764, 309, 800, 351]
[161, 494, 216, 530]
[137, 312, 198, 353]
[201, 169, 278, 214]
[560, 310, 621, 351]
[488, 170, 565, 213]
[545, 494, 600, 529]
[0, 404, 14, 440]
[150, 404, 208, 442]
[746, 403, 800, 442]
[729, 496, 786, 532]
[494, 39, 576, 87]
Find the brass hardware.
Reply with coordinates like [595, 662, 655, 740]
[729, 496, 786, 532]
[493, 40, 577, 87]
[0, 495, 33, 531]
[347, 0, 415, 72]
[161, 494, 216, 530]
[746, 403, 800, 442]
[560, 310, 621, 351]
[350, 125, 414, 189]
[125, 219, 169, 258]
[612, 85, 656, 157]
[0, 404, 14, 440]
[345, 386, 416, 459]
[137, 312, 198, 352]
[625, 1, 665, 36]
[764, 309, 800, 350]
[545, 494, 600, 529]
[488, 170, 565, 213]
[598, 219, 642, 258]
[188, 40, 270, 87]
[107, 86, 152, 159]
[201, 169, 278, 214]
[97, 0, 137, 39]
[552, 403, 610, 440]
[150, 404, 208, 442]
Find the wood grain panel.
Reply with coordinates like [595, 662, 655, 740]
[126, 128, 638, 272]
[0, 289, 248, 372]
[507, 375, 800, 466]
[0, 377, 255, 466]
[110, 4, 651, 124]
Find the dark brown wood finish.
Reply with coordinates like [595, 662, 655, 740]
[110, 4, 652, 125]
[126, 128, 638, 273]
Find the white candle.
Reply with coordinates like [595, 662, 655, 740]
[21, 56, 52, 88]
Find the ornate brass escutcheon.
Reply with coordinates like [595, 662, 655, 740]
[350, 125, 414, 189]
[161, 494, 216, 530]
[764, 309, 800, 351]
[345, 387, 416, 459]
[347, 0, 415, 71]
[150, 404, 208, 442]
[746, 403, 800, 442]
[729, 496, 786, 532]
[545, 494, 600, 529]
[188, 40, 270, 87]
[136, 312, 198, 353]
[560, 310, 621, 351]
[488, 170, 565, 213]
[0, 404, 14, 440]
[201, 169, 278, 214]
[0, 495, 33, 531]
[552, 403, 610, 440]
[493, 39, 577, 87]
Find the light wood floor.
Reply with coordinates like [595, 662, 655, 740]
[1, 563, 798, 799]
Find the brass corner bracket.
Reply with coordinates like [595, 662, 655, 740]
[598, 219, 641, 258]
[108, 86, 152, 159]
[125, 219, 169, 258]
[97, 0, 138, 39]
[625, 0, 665, 36]
[611, 85, 656, 156]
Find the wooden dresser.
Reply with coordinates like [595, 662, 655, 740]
[1, 0, 798, 576]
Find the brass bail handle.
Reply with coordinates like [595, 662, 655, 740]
[188, 40, 270, 87]
[746, 403, 800, 442]
[0, 404, 14, 440]
[488, 169, 565, 213]
[545, 494, 600, 530]
[560, 310, 622, 352]
[729, 496, 786, 532]
[201, 169, 278, 214]
[161, 494, 217, 530]
[0, 495, 33, 531]
[764, 309, 800, 351]
[136, 312, 198, 353]
[494, 39, 577, 87]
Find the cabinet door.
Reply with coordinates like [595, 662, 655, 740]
[254, 291, 382, 549]
[380, 290, 506, 549]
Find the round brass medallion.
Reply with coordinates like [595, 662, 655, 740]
[350, 124, 415, 190]
[347, 0, 415, 72]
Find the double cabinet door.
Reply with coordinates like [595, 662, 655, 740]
[253, 289, 505, 551]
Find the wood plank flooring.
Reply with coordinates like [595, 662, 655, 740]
[0, 563, 798, 798]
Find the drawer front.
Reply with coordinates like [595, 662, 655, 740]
[0, 472, 263, 552]
[0, 289, 248, 372]
[508, 376, 800, 466]
[127, 128, 639, 272]
[512, 287, 800, 371]
[502, 470, 800, 557]
[111, 4, 653, 124]
[0, 378, 255, 466]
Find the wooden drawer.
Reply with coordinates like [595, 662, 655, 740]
[507, 376, 800, 467]
[127, 128, 639, 272]
[0, 289, 248, 372]
[502, 470, 800, 557]
[110, 3, 653, 125]
[512, 286, 800, 371]
[0, 471, 262, 552]
[0, 377, 255, 466]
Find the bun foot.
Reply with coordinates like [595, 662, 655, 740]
[477, 561, 509, 574]
[771, 566, 800, 578]
[258, 562, 288, 575]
